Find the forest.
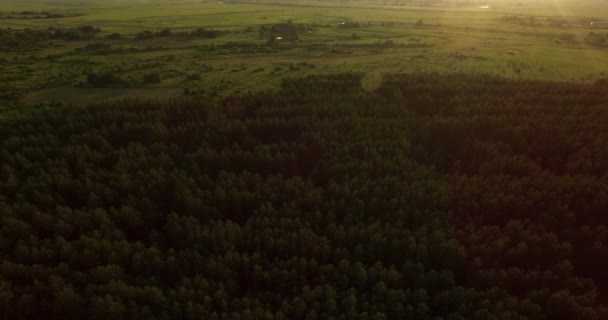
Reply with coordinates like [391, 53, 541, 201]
[1, 73, 608, 319]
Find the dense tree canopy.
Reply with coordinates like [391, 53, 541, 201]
[1, 73, 608, 319]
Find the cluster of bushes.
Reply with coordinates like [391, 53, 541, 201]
[375, 40, 397, 48]
[136, 27, 222, 40]
[142, 72, 161, 84]
[547, 18, 570, 28]
[338, 40, 431, 50]
[85, 71, 163, 86]
[0, 28, 44, 49]
[338, 21, 363, 28]
[0, 83, 23, 104]
[48, 25, 101, 41]
[500, 15, 540, 26]
[214, 42, 261, 49]
[262, 21, 302, 44]
[499, 15, 594, 28]
[287, 62, 315, 72]
[105, 33, 122, 40]
[183, 87, 205, 95]
[585, 32, 608, 47]
[77, 42, 112, 53]
[0, 11, 82, 19]
[86, 71, 125, 87]
[260, 21, 319, 46]
[198, 42, 277, 54]
[557, 32, 577, 43]
[186, 73, 201, 81]
[0, 25, 101, 50]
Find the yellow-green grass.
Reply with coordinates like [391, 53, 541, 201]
[1, 0, 607, 105]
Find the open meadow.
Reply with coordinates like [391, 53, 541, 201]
[1, 0, 607, 106]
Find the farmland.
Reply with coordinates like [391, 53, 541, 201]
[1, 0, 607, 106]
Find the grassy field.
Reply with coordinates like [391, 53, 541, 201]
[1, 0, 607, 105]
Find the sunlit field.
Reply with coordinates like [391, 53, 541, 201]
[1, 0, 607, 105]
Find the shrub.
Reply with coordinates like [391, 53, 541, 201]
[106, 33, 121, 40]
[86, 72, 124, 86]
[137, 31, 154, 40]
[558, 33, 577, 43]
[158, 29, 172, 37]
[187, 74, 201, 81]
[595, 78, 608, 86]
[143, 73, 161, 84]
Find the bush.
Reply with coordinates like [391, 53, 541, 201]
[143, 73, 161, 84]
[595, 78, 608, 86]
[106, 33, 121, 40]
[337, 21, 361, 28]
[136, 31, 154, 40]
[378, 40, 396, 48]
[86, 72, 124, 86]
[158, 29, 172, 37]
[192, 27, 222, 38]
[82, 43, 111, 51]
[558, 33, 577, 43]
[585, 32, 608, 47]
[187, 74, 201, 81]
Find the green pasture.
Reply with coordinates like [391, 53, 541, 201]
[1, 0, 607, 105]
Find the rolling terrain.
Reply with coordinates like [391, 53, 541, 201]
[1, 0, 607, 106]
